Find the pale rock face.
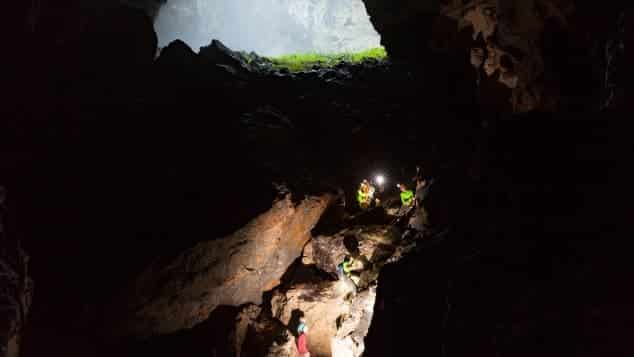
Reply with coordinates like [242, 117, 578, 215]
[268, 281, 376, 357]
[154, 0, 381, 55]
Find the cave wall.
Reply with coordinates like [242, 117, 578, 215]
[71, 0, 626, 114]
[362, 0, 625, 112]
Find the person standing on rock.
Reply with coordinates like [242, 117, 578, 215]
[357, 179, 376, 210]
[296, 319, 310, 357]
[397, 183, 414, 207]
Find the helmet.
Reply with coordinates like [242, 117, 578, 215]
[297, 322, 306, 334]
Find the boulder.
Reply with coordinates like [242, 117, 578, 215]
[199, 39, 250, 73]
[114, 192, 335, 337]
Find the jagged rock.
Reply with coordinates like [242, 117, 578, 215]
[155, 40, 197, 67]
[81, 5, 158, 68]
[114, 192, 335, 337]
[199, 39, 252, 74]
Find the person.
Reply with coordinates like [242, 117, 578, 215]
[397, 183, 414, 207]
[356, 179, 374, 210]
[337, 255, 357, 293]
[296, 319, 310, 357]
[337, 256, 353, 280]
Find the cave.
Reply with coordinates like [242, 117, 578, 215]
[2, 1, 630, 357]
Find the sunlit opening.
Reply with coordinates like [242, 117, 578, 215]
[154, 0, 382, 56]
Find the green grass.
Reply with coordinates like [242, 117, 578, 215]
[267, 47, 387, 72]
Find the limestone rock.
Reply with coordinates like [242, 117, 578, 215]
[270, 281, 350, 357]
[331, 288, 377, 357]
[115, 192, 335, 337]
[268, 276, 377, 357]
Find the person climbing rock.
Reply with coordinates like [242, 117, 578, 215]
[337, 255, 353, 279]
[337, 255, 358, 294]
[356, 179, 375, 210]
[296, 319, 310, 357]
[397, 183, 414, 207]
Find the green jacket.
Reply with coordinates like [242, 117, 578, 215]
[342, 260, 352, 274]
[400, 190, 414, 206]
[357, 189, 369, 204]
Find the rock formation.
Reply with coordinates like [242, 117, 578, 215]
[231, 221, 396, 357]
[361, 0, 623, 112]
[114, 191, 336, 336]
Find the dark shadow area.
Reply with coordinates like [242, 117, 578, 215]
[109, 305, 239, 357]
[343, 234, 360, 257]
[365, 120, 631, 357]
[289, 309, 305, 337]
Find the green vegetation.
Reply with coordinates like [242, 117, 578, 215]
[267, 47, 388, 72]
